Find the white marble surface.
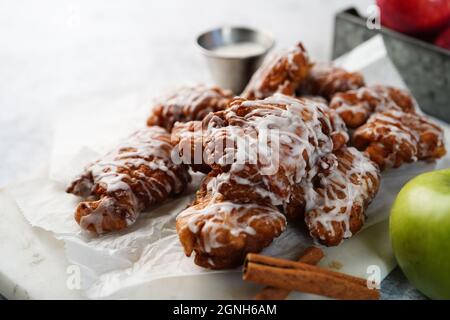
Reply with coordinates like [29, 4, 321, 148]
[0, 0, 373, 186]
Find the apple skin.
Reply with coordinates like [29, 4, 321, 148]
[377, 0, 450, 36]
[390, 169, 450, 299]
[435, 26, 450, 51]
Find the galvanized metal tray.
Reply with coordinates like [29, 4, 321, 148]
[333, 8, 450, 123]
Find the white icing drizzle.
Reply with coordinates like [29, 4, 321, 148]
[79, 196, 135, 233]
[176, 94, 352, 255]
[243, 44, 309, 99]
[306, 63, 363, 97]
[149, 85, 232, 128]
[174, 94, 383, 250]
[354, 109, 445, 168]
[331, 93, 371, 118]
[362, 109, 419, 160]
[201, 94, 335, 206]
[299, 96, 350, 148]
[177, 201, 286, 253]
[306, 147, 379, 243]
[330, 85, 415, 128]
[70, 126, 190, 233]
[88, 127, 183, 195]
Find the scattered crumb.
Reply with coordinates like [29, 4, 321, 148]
[328, 260, 343, 270]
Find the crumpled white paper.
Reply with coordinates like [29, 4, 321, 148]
[8, 35, 450, 299]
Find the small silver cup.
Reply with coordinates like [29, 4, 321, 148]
[197, 26, 275, 94]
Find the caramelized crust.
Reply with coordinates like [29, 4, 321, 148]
[242, 43, 312, 99]
[329, 85, 416, 129]
[147, 85, 233, 131]
[171, 121, 210, 173]
[176, 174, 286, 269]
[174, 94, 375, 266]
[300, 63, 365, 100]
[67, 126, 191, 234]
[353, 110, 446, 170]
[305, 147, 380, 246]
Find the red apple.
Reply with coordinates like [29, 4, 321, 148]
[377, 0, 450, 36]
[435, 25, 450, 50]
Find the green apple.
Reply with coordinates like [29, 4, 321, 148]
[390, 168, 450, 299]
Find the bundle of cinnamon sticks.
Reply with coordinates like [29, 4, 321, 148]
[244, 247, 380, 300]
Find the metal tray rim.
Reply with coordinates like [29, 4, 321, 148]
[335, 7, 450, 58]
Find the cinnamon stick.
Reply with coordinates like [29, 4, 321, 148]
[244, 253, 379, 300]
[254, 247, 324, 300]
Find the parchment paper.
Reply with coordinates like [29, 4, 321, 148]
[8, 35, 450, 299]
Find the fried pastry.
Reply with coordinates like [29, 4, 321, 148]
[147, 85, 233, 131]
[327, 108, 350, 151]
[176, 173, 286, 269]
[298, 96, 349, 151]
[353, 110, 446, 170]
[300, 63, 365, 100]
[171, 120, 210, 173]
[329, 85, 416, 128]
[67, 126, 191, 234]
[305, 147, 380, 246]
[174, 94, 347, 268]
[242, 43, 312, 99]
[201, 95, 340, 199]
